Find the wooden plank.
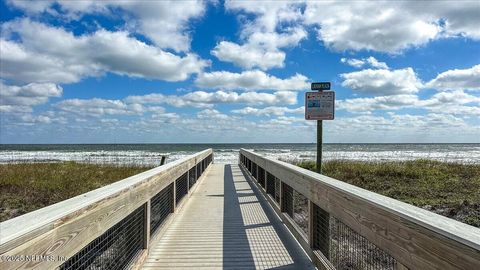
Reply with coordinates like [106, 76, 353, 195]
[0, 149, 212, 269]
[240, 163, 333, 270]
[143, 164, 316, 270]
[240, 149, 480, 269]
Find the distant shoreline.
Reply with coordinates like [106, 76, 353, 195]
[1, 142, 480, 145]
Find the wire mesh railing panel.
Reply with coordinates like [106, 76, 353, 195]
[274, 177, 281, 204]
[252, 163, 258, 180]
[60, 205, 145, 270]
[293, 189, 309, 236]
[175, 172, 188, 204]
[312, 203, 330, 258]
[150, 183, 174, 236]
[282, 182, 293, 217]
[266, 172, 276, 199]
[258, 166, 265, 187]
[196, 163, 201, 180]
[189, 167, 196, 188]
[330, 216, 397, 270]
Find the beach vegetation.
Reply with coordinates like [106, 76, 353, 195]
[294, 159, 480, 227]
[0, 162, 153, 222]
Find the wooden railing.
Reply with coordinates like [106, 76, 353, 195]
[239, 149, 480, 270]
[0, 149, 213, 270]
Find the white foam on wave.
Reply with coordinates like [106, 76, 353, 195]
[1, 147, 479, 165]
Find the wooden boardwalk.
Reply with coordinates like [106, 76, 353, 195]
[142, 164, 316, 270]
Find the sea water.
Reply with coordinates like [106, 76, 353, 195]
[0, 144, 479, 165]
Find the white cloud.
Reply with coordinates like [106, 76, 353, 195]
[195, 70, 309, 91]
[389, 113, 468, 129]
[211, 41, 285, 70]
[341, 68, 422, 95]
[151, 112, 180, 124]
[340, 58, 365, 68]
[232, 106, 303, 116]
[54, 98, 160, 117]
[197, 109, 231, 120]
[337, 95, 420, 112]
[418, 90, 480, 116]
[426, 64, 480, 91]
[304, 1, 480, 53]
[337, 90, 480, 115]
[1, 19, 209, 84]
[7, 0, 207, 52]
[365, 57, 389, 69]
[421, 90, 480, 106]
[211, 27, 306, 70]
[125, 90, 298, 108]
[213, 1, 306, 70]
[341, 56, 389, 69]
[0, 81, 62, 114]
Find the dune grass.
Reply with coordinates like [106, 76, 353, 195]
[0, 162, 153, 222]
[295, 159, 480, 227]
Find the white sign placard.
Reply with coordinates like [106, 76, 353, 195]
[305, 91, 335, 120]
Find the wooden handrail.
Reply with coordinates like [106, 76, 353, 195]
[240, 148, 480, 270]
[0, 149, 213, 269]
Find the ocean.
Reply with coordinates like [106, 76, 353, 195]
[0, 143, 478, 166]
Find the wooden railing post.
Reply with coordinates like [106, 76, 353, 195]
[278, 179, 283, 210]
[263, 167, 267, 188]
[187, 169, 190, 194]
[173, 176, 177, 211]
[144, 200, 151, 249]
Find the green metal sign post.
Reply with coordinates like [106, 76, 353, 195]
[305, 82, 333, 174]
[317, 118, 323, 174]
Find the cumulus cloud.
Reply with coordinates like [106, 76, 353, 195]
[54, 98, 163, 117]
[211, 27, 306, 70]
[197, 109, 231, 120]
[7, 0, 207, 52]
[231, 106, 303, 116]
[304, 1, 480, 53]
[125, 90, 298, 108]
[341, 68, 422, 95]
[0, 81, 62, 114]
[426, 64, 480, 91]
[337, 89, 480, 115]
[211, 42, 286, 70]
[418, 90, 480, 116]
[1, 19, 209, 84]
[195, 70, 309, 91]
[341, 57, 389, 69]
[212, 1, 306, 70]
[337, 95, 420, 112]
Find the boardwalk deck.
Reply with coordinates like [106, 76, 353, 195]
[142, 163, 316, 270]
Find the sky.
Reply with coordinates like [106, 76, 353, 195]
[0, 0, 479, 144]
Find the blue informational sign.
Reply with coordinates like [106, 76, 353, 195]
[305, 91, 335, 120]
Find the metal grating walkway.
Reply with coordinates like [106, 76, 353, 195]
[142, 164, 316, 270]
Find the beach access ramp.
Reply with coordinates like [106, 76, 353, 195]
[1, 149, 479, 269]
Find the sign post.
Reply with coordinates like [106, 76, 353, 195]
[306, 82, 334, 257]
[305, 82, 334, 174]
